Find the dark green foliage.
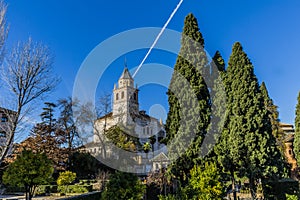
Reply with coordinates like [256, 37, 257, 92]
[263, 178, 299, 200]
[57, 97, 81, 152]
[40, 102, 57, 127]
[68, 152, 100, 179]
[203, 51, 226, 157]
[165, 13, 211, 184]
[260, 82, 285, 152]
[101, 171, 146, 200]
[294, 91, 300, 166]
[2, 150, 54, 200]
[213, 51, 225, 72]
[214, 42, 286, 199]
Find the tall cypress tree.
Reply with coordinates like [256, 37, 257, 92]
[165, 13, 210, 184]
[293, 91, 300, 166]
[202, 51, 226, 157]
[215, 42, 285, 199]
[260, 82, 285, 152]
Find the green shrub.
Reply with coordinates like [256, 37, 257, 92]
[35, 185, 58, 195]
[57, 171, 76, 186]
[58, 185, 92, 194]
[286, 194, 298, 200]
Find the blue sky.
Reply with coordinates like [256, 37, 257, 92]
[3, 0, 300, 124]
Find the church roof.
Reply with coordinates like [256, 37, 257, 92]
[97, 112, 113, 120]
[120, 67, 133, 79]
[150, 152, 169, 162]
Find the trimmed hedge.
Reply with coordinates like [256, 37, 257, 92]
[58, 185, 92, 193]
[4, 186, 25, 193]
[36, 185, 93, 195]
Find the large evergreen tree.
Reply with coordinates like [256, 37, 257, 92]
[203, 51, 226, 156]
[260, 82, 285, 152]
[165, 13, 211, 184]
[293, 91, 300, 166]
[215, 42, 285, 199]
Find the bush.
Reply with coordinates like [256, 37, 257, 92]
[57, 171, 77, 186]
[101, 171, 145, 200]
[35, 185, 58, 195]
[36, 184, 92, 195]
[58, 185, 93, 194]
[286, 194, 298, 200]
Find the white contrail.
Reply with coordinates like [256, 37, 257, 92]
[132, 0, 184, 78]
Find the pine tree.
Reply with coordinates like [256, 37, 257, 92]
[40, 102, 57, 127]
[293, 91, 300, 166]
[165, 13, 211, 184]
[215, 42, 285, 199]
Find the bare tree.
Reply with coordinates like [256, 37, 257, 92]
[0, 0, 8, 63]
[0, 38, 59, 163]
[75, 94, 112, 159]
[96, 93, 112, 134]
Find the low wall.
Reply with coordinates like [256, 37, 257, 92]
[58, 191, 101, 200]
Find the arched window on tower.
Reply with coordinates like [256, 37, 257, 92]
[134, 93, 137, 101]
[121, 91, 124, 99]
[116, 93, 119, 100]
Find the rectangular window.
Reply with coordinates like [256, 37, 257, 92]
[0, 132, 6, 137]
[1, 116, 8, 122]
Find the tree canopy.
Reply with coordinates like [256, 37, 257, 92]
[165, 13, 211, 184]
[214, 42, 286, 199]
[293, 91, 300, 166]
[2, 150, 53, 200]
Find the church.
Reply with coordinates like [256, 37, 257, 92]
[85, 67, 167, 173]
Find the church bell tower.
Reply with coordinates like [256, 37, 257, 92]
[113, 68, 139, 124]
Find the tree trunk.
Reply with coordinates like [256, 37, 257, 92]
[231, 170, 237, 200]
[249, 175, 257, 200]
[0, 109, 20, 163]
[25, 185, 29, 200]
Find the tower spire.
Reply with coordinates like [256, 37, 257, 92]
[124, 57, 127, 69]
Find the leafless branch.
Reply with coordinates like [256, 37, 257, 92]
[0, 38, 59, 163]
